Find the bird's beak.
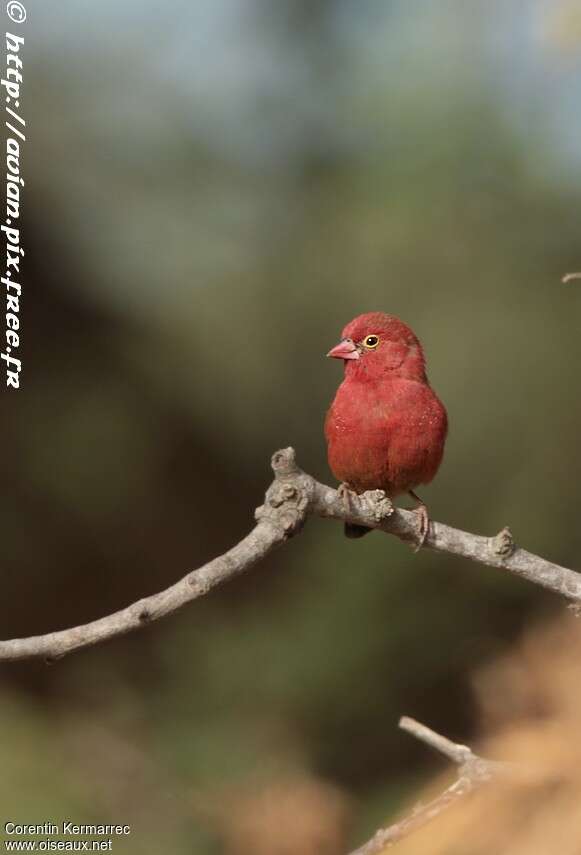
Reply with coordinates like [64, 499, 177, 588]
[327, 338, 360, 360]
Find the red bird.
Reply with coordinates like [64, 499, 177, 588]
[325, 312, 448, 542]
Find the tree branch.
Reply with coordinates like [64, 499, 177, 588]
[1, 447, 580, 662]
[349, 716, 509, 854]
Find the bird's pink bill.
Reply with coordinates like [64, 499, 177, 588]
[327, 339, 360, 360]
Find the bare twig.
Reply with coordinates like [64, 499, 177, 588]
[349, 716, 507, 854]
[398, 716, 511, 779]
[562, 272, 581, 283]
[399, 716, 475, 764]
[1, 447, 580, 662]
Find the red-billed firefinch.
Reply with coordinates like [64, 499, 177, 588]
[325, 312, 448, 542]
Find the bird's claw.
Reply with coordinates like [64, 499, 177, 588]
[413, 505, 430, 552]
[408, 490, 430, 552]
[337, 482, 357, 512]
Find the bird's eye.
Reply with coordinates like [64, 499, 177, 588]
[363, 335, 379, 349]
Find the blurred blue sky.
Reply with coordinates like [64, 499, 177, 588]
[33, 0, 581, 176]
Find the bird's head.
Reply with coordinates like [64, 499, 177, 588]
[327, 312, 427, 382]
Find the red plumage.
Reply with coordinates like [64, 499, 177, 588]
[325, 312, 447, 539]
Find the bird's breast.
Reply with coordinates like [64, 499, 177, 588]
[325, 376, 447, 495]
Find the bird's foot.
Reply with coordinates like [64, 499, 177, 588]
[409, 490, 430, 552]
[337, 482, 357, 512]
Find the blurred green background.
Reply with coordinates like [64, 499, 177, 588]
[2, 0, 581, 851]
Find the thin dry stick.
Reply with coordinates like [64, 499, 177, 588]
[349, 716, 509, 854]
[562, 272, 581, 283]
[1, 447, 580, 662]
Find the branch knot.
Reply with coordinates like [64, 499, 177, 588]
[359, 489, 394, 524]
[254, 447, 312, 538]
[491, 526, 515, 558]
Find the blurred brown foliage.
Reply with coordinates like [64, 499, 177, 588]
[382, 615, 581, 855]
[198, 775, 351, 855]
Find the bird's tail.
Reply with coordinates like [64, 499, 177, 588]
[344, 523, 371, 539]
